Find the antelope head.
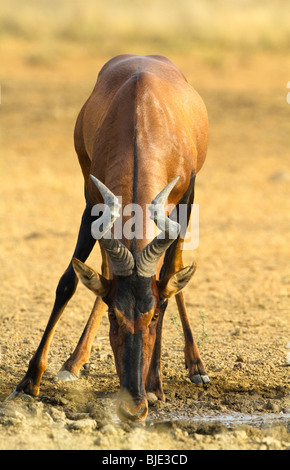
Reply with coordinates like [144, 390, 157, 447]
[72, 175, 195, 421]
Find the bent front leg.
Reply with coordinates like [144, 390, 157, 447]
[58, 297, 107, 380]
[12, 204, 96, 397]
[15, 266, 79, 396]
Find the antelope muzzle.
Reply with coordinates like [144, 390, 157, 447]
[112, 326, 154, 422]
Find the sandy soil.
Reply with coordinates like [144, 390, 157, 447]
[0, 40, 289, 450]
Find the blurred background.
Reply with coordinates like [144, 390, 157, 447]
[1, 0, 289, 230]
[0, 0, 289, 410]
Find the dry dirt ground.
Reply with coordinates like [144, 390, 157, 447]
[0, 39, 289, 450]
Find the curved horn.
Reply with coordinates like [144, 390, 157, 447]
[90, 175, 134, 276]
[136, 177, 181, 278]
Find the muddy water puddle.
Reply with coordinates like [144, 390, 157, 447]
[148, 409, 290, 431]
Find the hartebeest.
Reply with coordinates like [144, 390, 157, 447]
[11, 55, 209, 421]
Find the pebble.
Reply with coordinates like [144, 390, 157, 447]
[269, 171, 290, 182]
[265, 400, 280, 412]
[235, 355, 244, 363]
[147, 393, 158, 406]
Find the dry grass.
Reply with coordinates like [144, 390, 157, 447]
[1, 0, 290, 54]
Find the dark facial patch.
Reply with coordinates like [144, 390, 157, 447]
[122, 330, 143, 398]
[115, 272, 153, 319]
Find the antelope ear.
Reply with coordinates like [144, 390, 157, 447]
[72, 258, 111, 298]
[157, 263, 197, 300]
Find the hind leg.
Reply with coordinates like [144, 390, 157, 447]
[168, 242, 209, 385]
[175, 291, 209, 385]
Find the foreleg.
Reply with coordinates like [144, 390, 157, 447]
[9, 204, 96, 397]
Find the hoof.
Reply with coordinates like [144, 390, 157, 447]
[56, 370, 78, 382]
[190, 374, 210, 386]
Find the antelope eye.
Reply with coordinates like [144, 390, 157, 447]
[151, 313, 159, 322]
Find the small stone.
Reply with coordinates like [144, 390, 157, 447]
[269, 171, 290, 182]
[265, 400, 280, 412]
[232, 329, 241, 336]
[147, 392, 158, 406]
[235, 355, 244, 363]
[233, 363, 243, 369]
